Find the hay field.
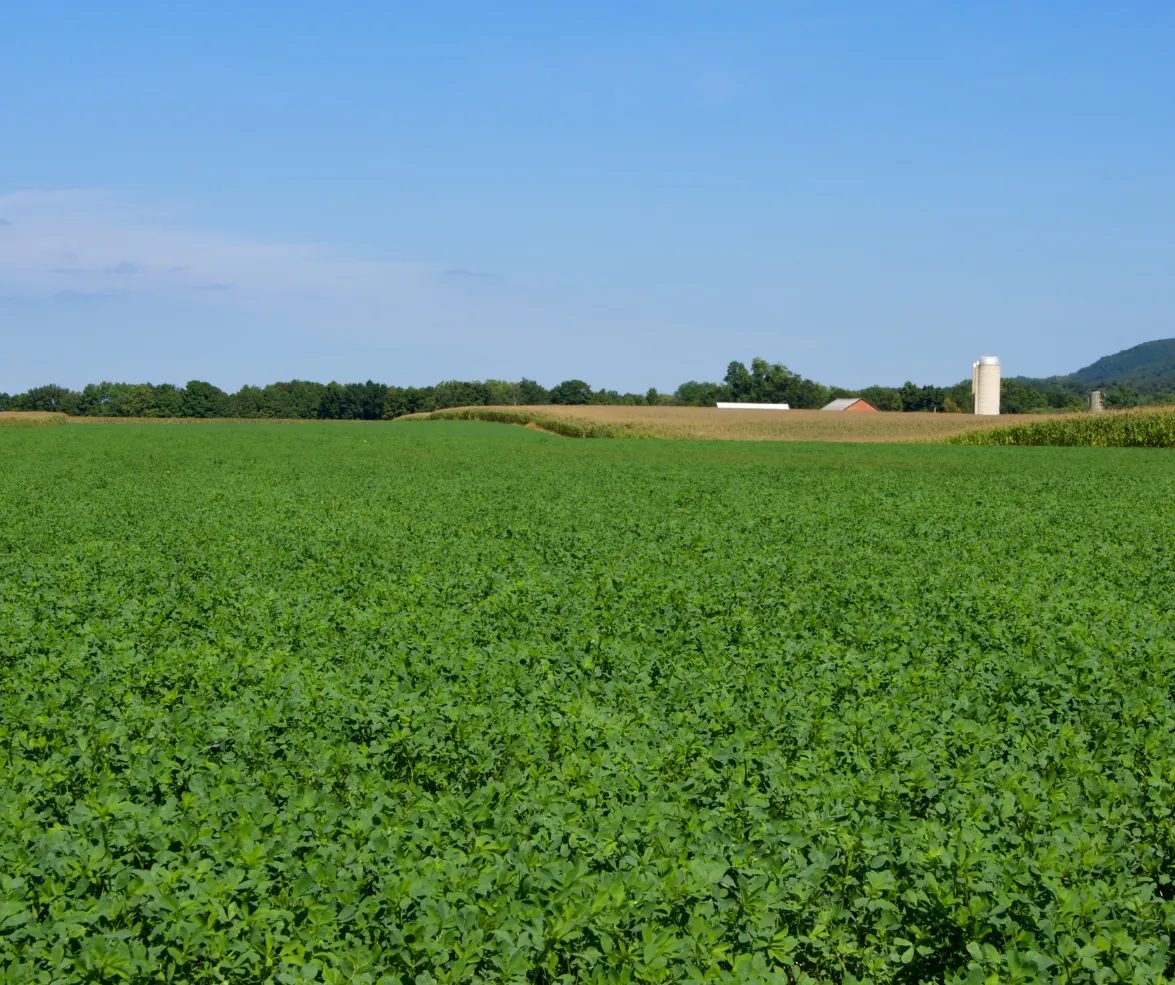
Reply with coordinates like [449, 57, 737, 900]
[0, 412, 67, 428]
[412, 404, 1075, 442]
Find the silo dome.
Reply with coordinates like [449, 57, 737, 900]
[979, 355, 1000, 366]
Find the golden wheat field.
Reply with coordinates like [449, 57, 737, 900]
[1, 408, 1083, 442]
[414, 405, 1079, 442]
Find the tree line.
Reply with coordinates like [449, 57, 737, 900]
[0, 357, 1147, 419]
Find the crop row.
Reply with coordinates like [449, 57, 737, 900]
[947, 409, 1175, 447]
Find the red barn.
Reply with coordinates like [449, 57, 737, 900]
[821, 397, 878, 412]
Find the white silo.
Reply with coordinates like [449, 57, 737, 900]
[972, 355, 1001, 415]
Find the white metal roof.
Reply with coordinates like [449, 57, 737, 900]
[822, 398, 862, 411]
[716, 402, 790, 410]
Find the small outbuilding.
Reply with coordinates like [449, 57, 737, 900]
[821, 397, 878, 412]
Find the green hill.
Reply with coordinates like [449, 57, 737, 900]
[1066, 338, 1175, 386]
[1017, 339, 1175, 402]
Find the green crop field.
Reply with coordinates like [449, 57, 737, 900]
[2, 423, 1174, 985]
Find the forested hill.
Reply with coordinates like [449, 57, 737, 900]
[1019, 339, 1175, 396]
[1065, 339, 1175, 386]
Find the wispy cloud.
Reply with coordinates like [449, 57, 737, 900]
[175, 282, 235, 292]
[105, 261, 140, 275]
[52, 289, 116, 302]
[0, 189, 571, 387]
[51, 261, 144, 276]
[0, 190, 429, 302]
[443, 268, 499, 280]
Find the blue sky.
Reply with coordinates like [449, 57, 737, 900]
[2, 1, 1172, 394]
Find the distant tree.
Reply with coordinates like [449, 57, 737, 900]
[0, 393, 9, 411]
[1000, 379, 1048, 414]
[12, 384, 80, 414]
[119, 383, 157, 417]
[724, 361, 753, 401]
[922, 385, 946, 411]
[233, 378, 364, 419]
[897, 382, 945, 412]
[1104, 383, 1144, 409]
[182, 381, 231, 418]
[588, 389, 647, 405]
[674, 380, 727, 406]
[358, 380, 389, 419]
[645, 387, 659, 405]
[274, 380, 326, 418]
[483, 380, 518, 406]
[75, 383, 112, 416]
[320, 381, 377, 419]
[233, 385, 267, 418]
[750, 358, 778, 400]
[719, 358, 829, 408]
[319, 382, 345, 419]
[859, 386, 903, 411]
[516, 379, 550, 405]
[433, 380, 488, 410]
[943, 380, 972, 413]
[549, 379, 592, 404]
[781, 375, 830, 410]
[1043, 389, 1084, 411]
[83, 380, 167, 416]
[382, 386, 437, 419]
[343, 382, 369, 418]
[152, 383, 185, 418]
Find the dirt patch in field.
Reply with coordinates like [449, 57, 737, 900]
[407, 405, 1080, 442]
